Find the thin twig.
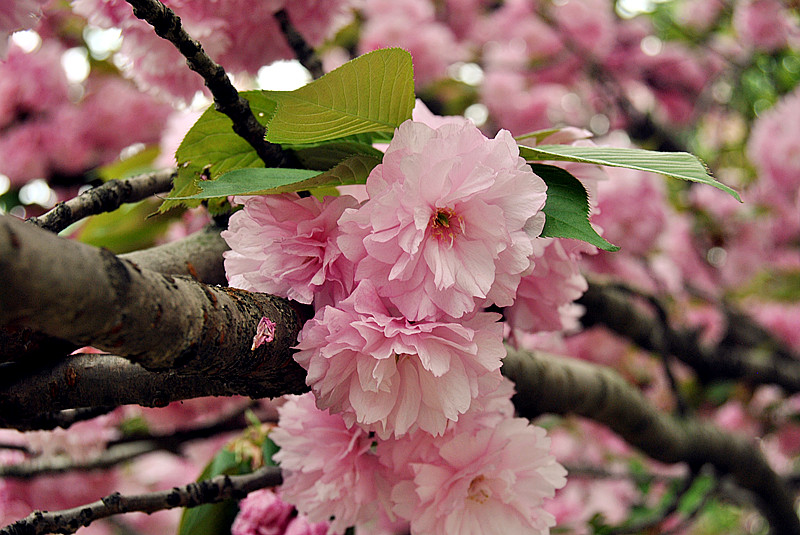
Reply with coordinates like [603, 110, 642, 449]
[27, 169, 176, 234]
[274, 9, 324, 79]
[0, 442, 158, 479]
[0, 465, 282, 535]
[3, 406, 119, 432]
[123, 0, 289, 167]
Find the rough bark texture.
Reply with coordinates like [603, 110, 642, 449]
[579, 281, 800, 392]
[0, 215, 307, 396]
[502, 347, 800, 535]
[120, 224, 230, 285]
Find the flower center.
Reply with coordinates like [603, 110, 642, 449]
[467, 475, 491, 504]
[428, 207, 463, 245]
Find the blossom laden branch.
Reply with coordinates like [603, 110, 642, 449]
[123, 0, 289, 167]
[26, 169, 176, 234]
[0, 465, 282, 535]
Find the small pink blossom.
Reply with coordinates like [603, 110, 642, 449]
[338, 119, 547, 321]
[294, 280, 506, 438]
[231, 489, 295, 535]
[271, 393, 390, 534]
[283, 516, 330, 535]
[252, 317, 277, 349]
[223, 193, 359, 308]
[506, 238, 588, 335]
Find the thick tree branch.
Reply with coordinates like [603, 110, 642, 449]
[26, 170, 176, 234]
[0, 215, 308, 396]
[0, 465, 282, 535]
[123, 0, 289, 167]
[578, 281, 800, 392]
[502, 348, 800, 535]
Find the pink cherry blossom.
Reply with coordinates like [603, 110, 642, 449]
[294, 280, 506, 438]
[283, 516, 330, 535]
[231, 489, 295, 535]
[338, 119, 547, 321]
[733, 0, 799, 52]
[223, 193, 359, 308]
[390, 417, 567, 535]
[506, 238, 588, 335]
[271, 393, 390, 534]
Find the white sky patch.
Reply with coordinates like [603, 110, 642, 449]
[19, 179, 57, 208]
[640, 35, 663, 56]
[11, 30, 41, 53]
[257, 60, 312, 91]
[448, 62, 485, 86]
[83, 26, 122, 60]
[616, 0, 667, 18]
[464, 103, 489, 126]
[62, 47, 91, 84]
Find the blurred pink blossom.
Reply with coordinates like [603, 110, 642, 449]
[733, 0, 799, 52]
[749, 88, 800, 207]
[72, 0, 356, 101]
[360, 0, 466, 86]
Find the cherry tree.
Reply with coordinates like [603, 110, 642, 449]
[2, 1, 800, 534]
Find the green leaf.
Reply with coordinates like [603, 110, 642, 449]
[288, 140, 385, 171]
[263, 48, 415, 144]
[532, 164, 619, 251]
[96, 145, 161, 181]
[519, 144, 741, 202]
[677, 474, 715, 515]
[158, 91, 278, 213]
[177, 448, 251, 535]
[75, 199, 175, 254]
[173, 154, 381, 200]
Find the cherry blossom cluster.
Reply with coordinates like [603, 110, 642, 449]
[223, 116, 583, 533]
